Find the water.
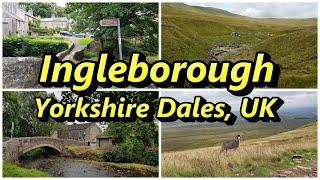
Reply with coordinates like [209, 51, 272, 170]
[20, 157, 157, 177]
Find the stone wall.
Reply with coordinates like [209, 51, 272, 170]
[57, 40, 75, 60]
[3, 57, 42, 88]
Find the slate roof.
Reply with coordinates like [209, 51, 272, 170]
[3, 11, 25, 22]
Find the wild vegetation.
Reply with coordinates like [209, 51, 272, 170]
[162, 3, 317, 88]
[162, 122, 317, 177]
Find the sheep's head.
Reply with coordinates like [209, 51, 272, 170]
[235, 134, 241, 140]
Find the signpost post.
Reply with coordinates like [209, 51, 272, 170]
[10, 122, 14, 139]
[99, 18, 123, 60]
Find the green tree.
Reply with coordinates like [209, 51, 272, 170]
[3, 92, 67, 137]
[65, 3, 158, 57]
[54, 6, 66, 17]
[21, 3, 55, 18]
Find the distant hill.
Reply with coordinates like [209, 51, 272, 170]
[161, 106, 317, 152]
[162, 3, 317, 88]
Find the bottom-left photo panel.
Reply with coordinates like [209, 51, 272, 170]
[3, 91, 159, 177]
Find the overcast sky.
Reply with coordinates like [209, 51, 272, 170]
[56, 2, 66, 7]
[161, 91, 317, 110]
[185, 3, 317, 18]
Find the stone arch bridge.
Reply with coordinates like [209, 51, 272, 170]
[3, 137, 86, 161]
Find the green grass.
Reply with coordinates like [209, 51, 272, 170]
[162, 3, 317, 88]
[242, 148, 317, 177]
[3, 160, 51, 177]
[147, 56, 159, 63]
[77, 37, 93, 45]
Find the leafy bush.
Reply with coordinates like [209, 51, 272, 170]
[103, 137, 159, 166]
[83, 51, 96, 59]
[28, 20, 54, 36]
[144, 150, 158, 166]
[104, 151, 116, 162]
[4, 36, 68, 57]
[114, 137, 145, 163]
[104, 137, 145, 163]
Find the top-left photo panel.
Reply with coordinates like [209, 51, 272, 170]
[3, 2, 159, 89]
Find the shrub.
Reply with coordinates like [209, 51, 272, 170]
[4, 36, 68, 57]
[144, 150, 158, 166]
[114, 137, 145, 163]
[83, 51, 96, 59]
[104, 151, 115, 162]
[104, 137, 145, 163]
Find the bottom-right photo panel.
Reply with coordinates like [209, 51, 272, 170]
[161, 90, 317, 177]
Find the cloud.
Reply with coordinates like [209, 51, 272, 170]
[161, 90, 317, 110]
[56, 2, 66, 7]
[184, 3, 317, 18]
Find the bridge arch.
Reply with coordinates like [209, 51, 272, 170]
[3, 137, 86, 162]
[21, 144, 63, 156]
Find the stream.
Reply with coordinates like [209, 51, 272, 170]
[19, 156, 157, 177]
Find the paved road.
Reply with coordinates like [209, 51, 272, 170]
[62, 36, 86, 62]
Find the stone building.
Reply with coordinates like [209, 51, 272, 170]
[40, 15, 71, 31]
[58, 123, 102, 146]
[2, 3, 38, 36]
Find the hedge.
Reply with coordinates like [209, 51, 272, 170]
[4, 36, 69, 57]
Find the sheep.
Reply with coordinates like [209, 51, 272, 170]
[220, 135, 241, 153]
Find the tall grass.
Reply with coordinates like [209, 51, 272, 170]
[162, 123, 317, 177]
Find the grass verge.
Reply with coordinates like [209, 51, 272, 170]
[3, 160, 51, 177]
[77, 37, 93, 45]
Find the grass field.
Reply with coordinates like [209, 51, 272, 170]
[3, 161, 51, 177]
[162, 3, 317, 88]
[162, 122, 317, 177]
[77, 37, 94, 45]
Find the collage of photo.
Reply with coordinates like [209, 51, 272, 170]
[1, 1, 318, 178]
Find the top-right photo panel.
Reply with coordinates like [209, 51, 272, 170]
[162, 3, 317, 88]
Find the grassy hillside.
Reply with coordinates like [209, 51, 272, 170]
[162, 3, 317, 88]
[162, 122, 317, 177]
[162, 108, 316, 152]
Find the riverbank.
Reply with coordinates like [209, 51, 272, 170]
[3, 160, 51, 177]
[66, 145, 158, 176]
